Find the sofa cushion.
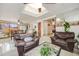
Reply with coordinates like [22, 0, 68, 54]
[55, 39, 67, 45]
[24, 41, 34, 48]
[20, 34, 32, 39]
[55, 32, 75, 41]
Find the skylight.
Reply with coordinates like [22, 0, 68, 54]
[27, 3, 42, 9]
[23, 3, 48, 17]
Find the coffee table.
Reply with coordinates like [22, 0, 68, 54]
[25, 42, 61, 56]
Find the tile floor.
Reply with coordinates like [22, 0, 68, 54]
[0, 36, 79, 56]
[0, 38, 18, 56]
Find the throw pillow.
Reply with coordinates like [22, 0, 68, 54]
[24, 37, 33, 42]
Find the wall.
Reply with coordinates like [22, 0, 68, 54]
[32, 20, 44, 37]
[43, 21, 48, 35]
[32, 22, 38, 36]
[19, 26, 26, 30]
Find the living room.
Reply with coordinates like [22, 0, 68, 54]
[0, 3, 79, 56]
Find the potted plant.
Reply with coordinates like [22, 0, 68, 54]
[63, 20, 70, 32]
[40, 43, 52, 56]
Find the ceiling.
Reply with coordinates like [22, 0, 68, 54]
[0, 3, 79, 23]
[0, 3, 24, 23]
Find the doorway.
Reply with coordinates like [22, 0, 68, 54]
[38, 22, 41, 37]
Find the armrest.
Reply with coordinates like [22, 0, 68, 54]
[66, 39, 76, 52]
[50, 36, 56, 41]
[15, 40, 26, 47]
[66, 39, 76, 48]
[50, 36, 53, 39]
[66, 39, 76, 43]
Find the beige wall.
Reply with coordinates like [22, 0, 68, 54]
[43, 21, 48, 35]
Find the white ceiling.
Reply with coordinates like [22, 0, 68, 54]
[0, 3, 24, 22]
[23, 3, 48, 17]
[0, 3, 79, 23]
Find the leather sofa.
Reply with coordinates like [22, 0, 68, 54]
[13, 33, 40, 56]
[50, 32, 76, 52]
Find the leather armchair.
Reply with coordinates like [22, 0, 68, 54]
[50, 32, 76, 52]
[15, 36, 39, 56]
[13, 32, 40, 56]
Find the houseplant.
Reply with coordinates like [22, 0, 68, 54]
[63, 20, 70, 32]
[40, 43, 52, 56]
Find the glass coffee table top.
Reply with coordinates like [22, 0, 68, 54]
[25, 42, 61, 56]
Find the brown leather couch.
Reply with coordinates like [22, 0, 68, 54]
[13, 33, 40, 56]
[50, 32, 76, 52]
[15, 36, 39, 56]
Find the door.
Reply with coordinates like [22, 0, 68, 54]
[38, 22, 41, 37]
